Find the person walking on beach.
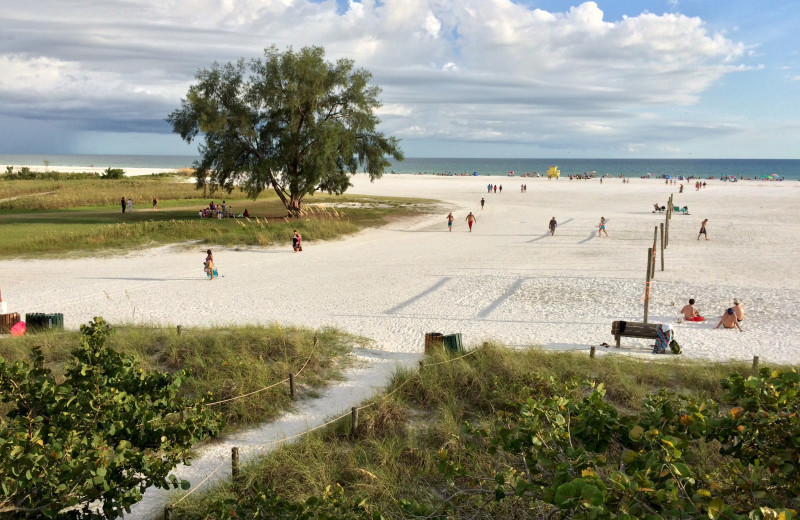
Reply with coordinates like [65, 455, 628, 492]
[126, 198, 133, 213]
[121, 197, 126, 214]
[715, 308, 743, 331]
[204, 249, 215, 280]
[487, 183, 492, 193]
[697, 219, 708, 240]
[598, 216, 608, 237]
[480, 198, 485, 210]
[493, 185, 497, 193]
[465, 212, 477, 232]
[549, 217, 557, 236]
[292, 230, 302, 251]
[447, 212, 455, 231]
[152, 197, 158, 210]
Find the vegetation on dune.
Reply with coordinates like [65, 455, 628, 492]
[174, 345, 799, 520]
[0, 319, 358, 518]
[0, 321, 359, 429]
[0, 318, 222, 519]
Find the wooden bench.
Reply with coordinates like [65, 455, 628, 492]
[611, 320, 659, 348]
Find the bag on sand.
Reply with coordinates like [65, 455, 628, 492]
[669, 339, 682, 354]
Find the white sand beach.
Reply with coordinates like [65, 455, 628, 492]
[2, 173, 798, 364]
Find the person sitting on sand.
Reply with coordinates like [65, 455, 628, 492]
[243, 209, 249, 218]
[680, 298, 704, 322]
[732, 298, 744, 322]
[715, 308, 743, 331]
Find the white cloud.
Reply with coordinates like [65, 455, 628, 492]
[0, 0, 759, 154]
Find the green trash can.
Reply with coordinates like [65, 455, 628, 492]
[442, 333, 463, 353]
[25, 313, 64, 331]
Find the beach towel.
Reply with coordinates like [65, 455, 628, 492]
[653, 323, 673, 354]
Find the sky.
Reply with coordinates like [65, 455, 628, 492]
[0, 0, 798, 159]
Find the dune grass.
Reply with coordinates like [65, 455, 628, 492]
[0, 323, 365, 429]
[173, 344, 782, 518]
[0, 175, 436, 258]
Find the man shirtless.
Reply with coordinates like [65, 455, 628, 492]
[715, 308, 743, 331]
[732, 299, 744, 322]
[465, 212, 477, 232]
[680, 298, 704, 321]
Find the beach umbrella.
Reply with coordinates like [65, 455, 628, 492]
[10, 321, 26, 336]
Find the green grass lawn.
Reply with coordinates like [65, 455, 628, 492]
[0, 175, 436, 258]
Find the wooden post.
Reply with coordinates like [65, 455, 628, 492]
[231, 447, 240, 481]
[660, 223, 665, 271]
[176, 325, 182, 336]
[644, 248, 652, 323]
[651, 226, 658, 278]
[289, 373, 295, 399]
[590, 346, 596, 359]
[665, 212, 670, 249]
[752, 356, 759, 370]
[164, 506, 173, 520]
[351, 407, 359, 437]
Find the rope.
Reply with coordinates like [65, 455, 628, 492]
[206, 340, 317, 407]
[169, 458, 226, 506]
[642, 280, 652, 302]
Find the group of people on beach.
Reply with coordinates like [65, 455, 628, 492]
[120, 197, 133, 213]
[680, 298, 744, 332]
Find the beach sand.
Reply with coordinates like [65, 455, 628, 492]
[1, 173, 798, 364]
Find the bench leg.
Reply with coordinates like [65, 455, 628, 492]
[615, 335, 621, 348]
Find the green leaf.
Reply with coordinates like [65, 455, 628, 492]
[708, 498, 725, 519]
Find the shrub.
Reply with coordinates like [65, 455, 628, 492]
[0, 317, 222, 519]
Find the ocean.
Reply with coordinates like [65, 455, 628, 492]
[2, 154, 798, 180]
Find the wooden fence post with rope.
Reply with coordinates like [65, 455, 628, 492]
[351, 407, 359, 438]
[651, 226, 658, 277]
[660, 223, 665, 271]
[644, 247, 653, 323]
[231, 447, 240, 482]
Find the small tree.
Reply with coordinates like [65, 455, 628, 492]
[168, 45, 403, 216]
[101, 167, 125, 179]
[0, 317, 223, 519]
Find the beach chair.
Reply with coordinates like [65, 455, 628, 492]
[673, 206, 689, 215]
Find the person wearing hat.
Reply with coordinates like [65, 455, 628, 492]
[732, 299, 744, 322]
[715, 308, 743, 331]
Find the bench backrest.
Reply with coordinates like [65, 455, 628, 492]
[611, 320, 660, 337]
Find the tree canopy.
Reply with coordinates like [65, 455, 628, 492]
[168, 45, 403, 215]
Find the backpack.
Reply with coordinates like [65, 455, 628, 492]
[669, 339, 682, 354]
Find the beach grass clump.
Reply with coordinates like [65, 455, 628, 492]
[173, 344, 794, 519]
[0, 322, 360, 428]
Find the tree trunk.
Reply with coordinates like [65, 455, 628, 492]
[287, 196, 302, 217]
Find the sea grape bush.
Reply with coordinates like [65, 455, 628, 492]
[433, 372, 798, 519]
[0, 317, 223, 519]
